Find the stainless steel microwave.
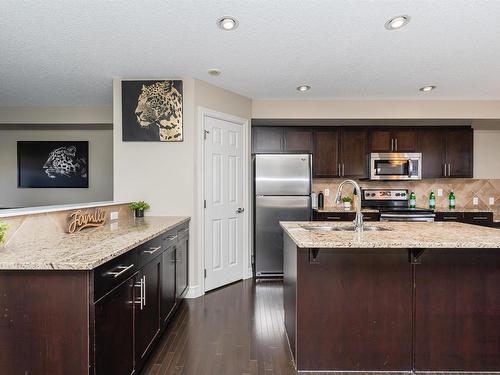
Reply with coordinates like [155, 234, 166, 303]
[369, 152, 422, 180]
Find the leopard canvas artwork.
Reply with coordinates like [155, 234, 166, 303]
[121, 80, 183, 142]
[17, 141, 89, 188]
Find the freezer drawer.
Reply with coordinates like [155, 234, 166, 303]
[255, 154, 311, 196]
[255, 195, 311, 276]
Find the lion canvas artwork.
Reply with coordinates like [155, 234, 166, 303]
[121, 80, 183, 142]
[17, 141, 89, 188]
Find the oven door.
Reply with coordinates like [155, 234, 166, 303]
[370, 153, 421, 180]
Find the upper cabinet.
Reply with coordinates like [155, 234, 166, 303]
[418, 127, 473, 178]
[252, 126, 313, 153]
[313, 128, 368, 178]
[313, 128, 339, 177]
[369, 128, 418, 152]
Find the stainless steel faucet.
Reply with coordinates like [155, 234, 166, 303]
[335, 179, 364, 231]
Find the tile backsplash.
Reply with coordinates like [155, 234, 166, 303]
[313, 179, 500, 220]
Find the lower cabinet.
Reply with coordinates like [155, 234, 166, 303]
[313, 210, 379, 222]
[93, 222, 189, 375]
[135, 257, 161, 369]
[435, 211, 493, 227]
[94, 278, 135, 375]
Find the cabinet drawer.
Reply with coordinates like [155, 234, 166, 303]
[362, 212, 380, 221]
[176, 225, 189, 239]
[435, 212, 464, 222]
[137, 236, 163, 267]
[93, 249, 139, 302]
[463, 212, 493, 226]
[161, 229, 179, 249]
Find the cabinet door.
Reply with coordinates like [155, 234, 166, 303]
[251, 127, 283, 153]
[393, 129, 418, 152]
[446, 128, 473, 178]
[94, 278, 135, 375]
[283, 128, 313, 152]
[176, 235, 189, 299]
[369, 129, 393, 152]
[415, 250, 500, 371]
[313, 129, 339, 177]
[418, 128, 446, 178]
[135, 257, 161, 367]
[161, 246, 176, 325]
[340, 128, 368, 178]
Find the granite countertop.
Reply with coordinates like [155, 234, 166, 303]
[281, 221, 500, 249]
[0, 216, 190, 270]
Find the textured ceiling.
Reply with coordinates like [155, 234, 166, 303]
[1, 0, 500, 106]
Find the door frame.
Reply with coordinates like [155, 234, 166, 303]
[194, 107, 251, 297]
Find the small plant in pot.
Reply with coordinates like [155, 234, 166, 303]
[341, 196, 352, 210]
[130, 201, 150, 218]
[0, 222, 8, 245]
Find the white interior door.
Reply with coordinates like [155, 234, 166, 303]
[204, 115, 244, 292]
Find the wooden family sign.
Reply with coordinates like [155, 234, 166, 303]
[67, 208, 107, 233]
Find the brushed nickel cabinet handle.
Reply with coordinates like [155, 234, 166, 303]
[142, 275, 146, 307]
[107, 264, 134, 278]
[135, 279, 143, 310]
[448, 163, 451, 176]
[144, 246, 161, 254]
[342, 164, 345, 177]
[394, 138, 398, 151]
[472, 216, 488, 220]
[166, 235, 178, 241]
[326, 216, 341, 220]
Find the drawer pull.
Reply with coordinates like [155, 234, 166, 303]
[443, 217, 459, 220]
[144, 246, 161, 254]
[166, 235, 178, 241]
[472, 216, 488, 220]
[107, 264, 134, 278]
[178, 228, 189, 234]
[135, 278, 144, 310]
[326, 216, 341, 220]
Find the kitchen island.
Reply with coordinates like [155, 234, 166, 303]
[281, 221, 500, 373]
[0, 215, 190, 375]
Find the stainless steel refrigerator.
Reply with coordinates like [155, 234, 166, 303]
[254, 154, 312, 277]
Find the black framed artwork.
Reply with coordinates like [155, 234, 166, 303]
[17, 141, 89, 188]
[121, 80, 183, 142]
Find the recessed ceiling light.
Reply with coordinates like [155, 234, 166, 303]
[385, 15, 410, 30]
[419, 85, 436, 92]
[297, 85, 311, 92]
[208, 68, 222, 77]
[217, 16, 238, 31]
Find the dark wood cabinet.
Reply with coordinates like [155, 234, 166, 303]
[283, 127, 313, 152]
[369, 128, 417, 152]
[418, 127, 473, 178]
[251, 127, 283, 153]
[161, 245, 176, 324]
[313, 210, 379, 222]
[415, 250, 500, 371]
[251, 126, 313, 153]
[313, 128, 339, 177]
[340, 128, 368, 177]
[446, 128, 473, 177]
[94, 278, 135, 375]
[135, 257, 161, 368]
[176, 230, 189, 299]
[418, 128, 446, 178]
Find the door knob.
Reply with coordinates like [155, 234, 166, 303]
[236, 208, 245, 214]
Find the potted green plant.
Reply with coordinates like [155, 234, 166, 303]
[0, 222, 8, 245]
[341, 196, 352, 210]
[130, 201, 150, 218]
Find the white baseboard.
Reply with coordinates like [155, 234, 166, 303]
[185, 284, 203, 299]
[245, 267, 253, 279]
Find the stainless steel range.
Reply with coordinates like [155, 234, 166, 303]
[361, 188, 435, 222]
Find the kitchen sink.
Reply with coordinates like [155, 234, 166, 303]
[300, 225, 391, 232]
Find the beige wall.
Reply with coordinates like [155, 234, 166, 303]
[0, 106, 112, 124]
[252, 100, 500, 119]
[113, 78, 251, 295]
[0, 128, 114, 208]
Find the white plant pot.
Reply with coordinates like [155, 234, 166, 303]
[343, 202, 351, 210]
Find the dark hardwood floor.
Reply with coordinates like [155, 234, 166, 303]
[141, 279, 494, 375]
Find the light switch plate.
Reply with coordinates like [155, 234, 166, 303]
[437, 189, 443, 197]
[473, 197, 479, 205]
[324, 188, 330, 197]
[110, 211, 119, 221]
[489, 197, 495, 205]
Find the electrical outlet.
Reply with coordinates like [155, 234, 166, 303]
[324, 188, 330, 197]
[489, 197, 495, 205]
[437, 189, 443, 197]
[110, 211, 119, 221]
[110, 222, 118, 230]
[473, 197, 479, 205]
